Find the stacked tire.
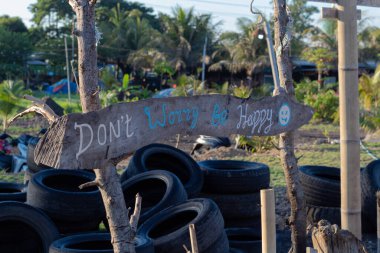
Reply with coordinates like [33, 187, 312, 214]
[27, 169, 105, 234]
[0, 201, 59, 253]
[121, 143, 204, 198]
[0, 182, 26, 202]
[197, 160, 270, 229]
[299, 165, 341, 227]
[361, 159, 380, 233]
[49, 233, 154, 253]
[138, 198, 229, 253]
[121, 170, 188, 224]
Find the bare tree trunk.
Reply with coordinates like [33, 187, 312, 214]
[274, 1, 306, 253]
[317, 70, 323, 90]
[68, 1, 134, 252]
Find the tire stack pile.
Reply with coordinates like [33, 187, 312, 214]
[196, 160, 270, 230]
[300, 161, 380, 234]
[196, 160, 270, 253]
[27, 169, 105, 235]
[299, 165, 341, 227]
[120, 143, 230, 253]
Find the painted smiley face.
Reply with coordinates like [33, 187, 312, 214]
[279, 104, 291, 126]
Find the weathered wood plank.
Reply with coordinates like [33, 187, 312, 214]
[34, 94, 313, 169]
[308, 0, 380, 7]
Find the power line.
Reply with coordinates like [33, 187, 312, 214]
[187, 0, 271, 10]
[144, 3, 256, 17]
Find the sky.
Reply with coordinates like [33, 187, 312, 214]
[0, 0, 379, 31]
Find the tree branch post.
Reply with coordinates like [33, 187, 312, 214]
[274, 1, 307, 252]
[68, 1, 135, 252]
[7, 95, 59, 126]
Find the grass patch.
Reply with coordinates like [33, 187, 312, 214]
[0, 170, 24, 184]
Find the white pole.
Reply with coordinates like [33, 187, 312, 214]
[201, 36, 208, 85]
[64, 35, 71, 103]
[337, 0, 361, 239]
[263, 20, 281, 93]
[261, 189, 276, 253]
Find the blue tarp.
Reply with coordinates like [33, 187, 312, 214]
[45, 79, 77, 95]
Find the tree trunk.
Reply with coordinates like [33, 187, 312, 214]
[317, 70, 323, 90]
[69, 1, 134, 252]
[273, 1, 306, 253]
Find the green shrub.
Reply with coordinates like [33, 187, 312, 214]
[235, 135, 276, 153]
[295, 79, 319, 102]
[304, 89, 339, 123]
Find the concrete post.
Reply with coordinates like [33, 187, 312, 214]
[337, 0, 361, 239]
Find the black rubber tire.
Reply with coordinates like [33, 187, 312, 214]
[306, 205, 341, 226]
[198, 160, 270, 194]
[224, 216, 261, 229]
[122, 170, 188, 224]
[230, 248, 245, 253]
[122, 143, 203, 197]
[299, 165, 340, 207]
[0, 182, 26, 202]
[0, 201, 59, 253]
[27, 169, 105, 234]
[138, 198, 225, 253]
[199, 192, 261, 219]
[226, 228, 261, 253]
[27, 140, 53, 173]
[49, 233, 154, 253]
[203, 230, 230, 253]
[361, 159, 380, 233]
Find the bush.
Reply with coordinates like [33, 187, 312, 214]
[304, 89, 339, 123]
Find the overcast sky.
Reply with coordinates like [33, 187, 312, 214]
[0, 0, 379, 31]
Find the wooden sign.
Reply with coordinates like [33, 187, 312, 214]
[307, 0, 380, 7]
[34, 94, 313, 169]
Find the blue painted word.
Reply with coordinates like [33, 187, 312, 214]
[211, 104, 228, 126]
[144, 103, 199, 129]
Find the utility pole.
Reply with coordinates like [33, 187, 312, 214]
[64, 35, 71, 103]
[336, 0, 361, 239]
[201, 36, 208, 85]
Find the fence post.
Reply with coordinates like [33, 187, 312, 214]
[261, 188, 276, 253]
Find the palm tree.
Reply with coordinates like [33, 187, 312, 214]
[359, 64, 380, 111]
[0, 80, 25, 132]
[159, 6, 217, 74]
[208, 33, 243, 83]
[209, 18, 267, 85]
[358, 26, 380, 63]
[301, 20, 338, 87]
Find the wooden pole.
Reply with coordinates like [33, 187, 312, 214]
[189, 224, 199, 253]
[337, 0, 361, 239]
[261, 189, 276, 253]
